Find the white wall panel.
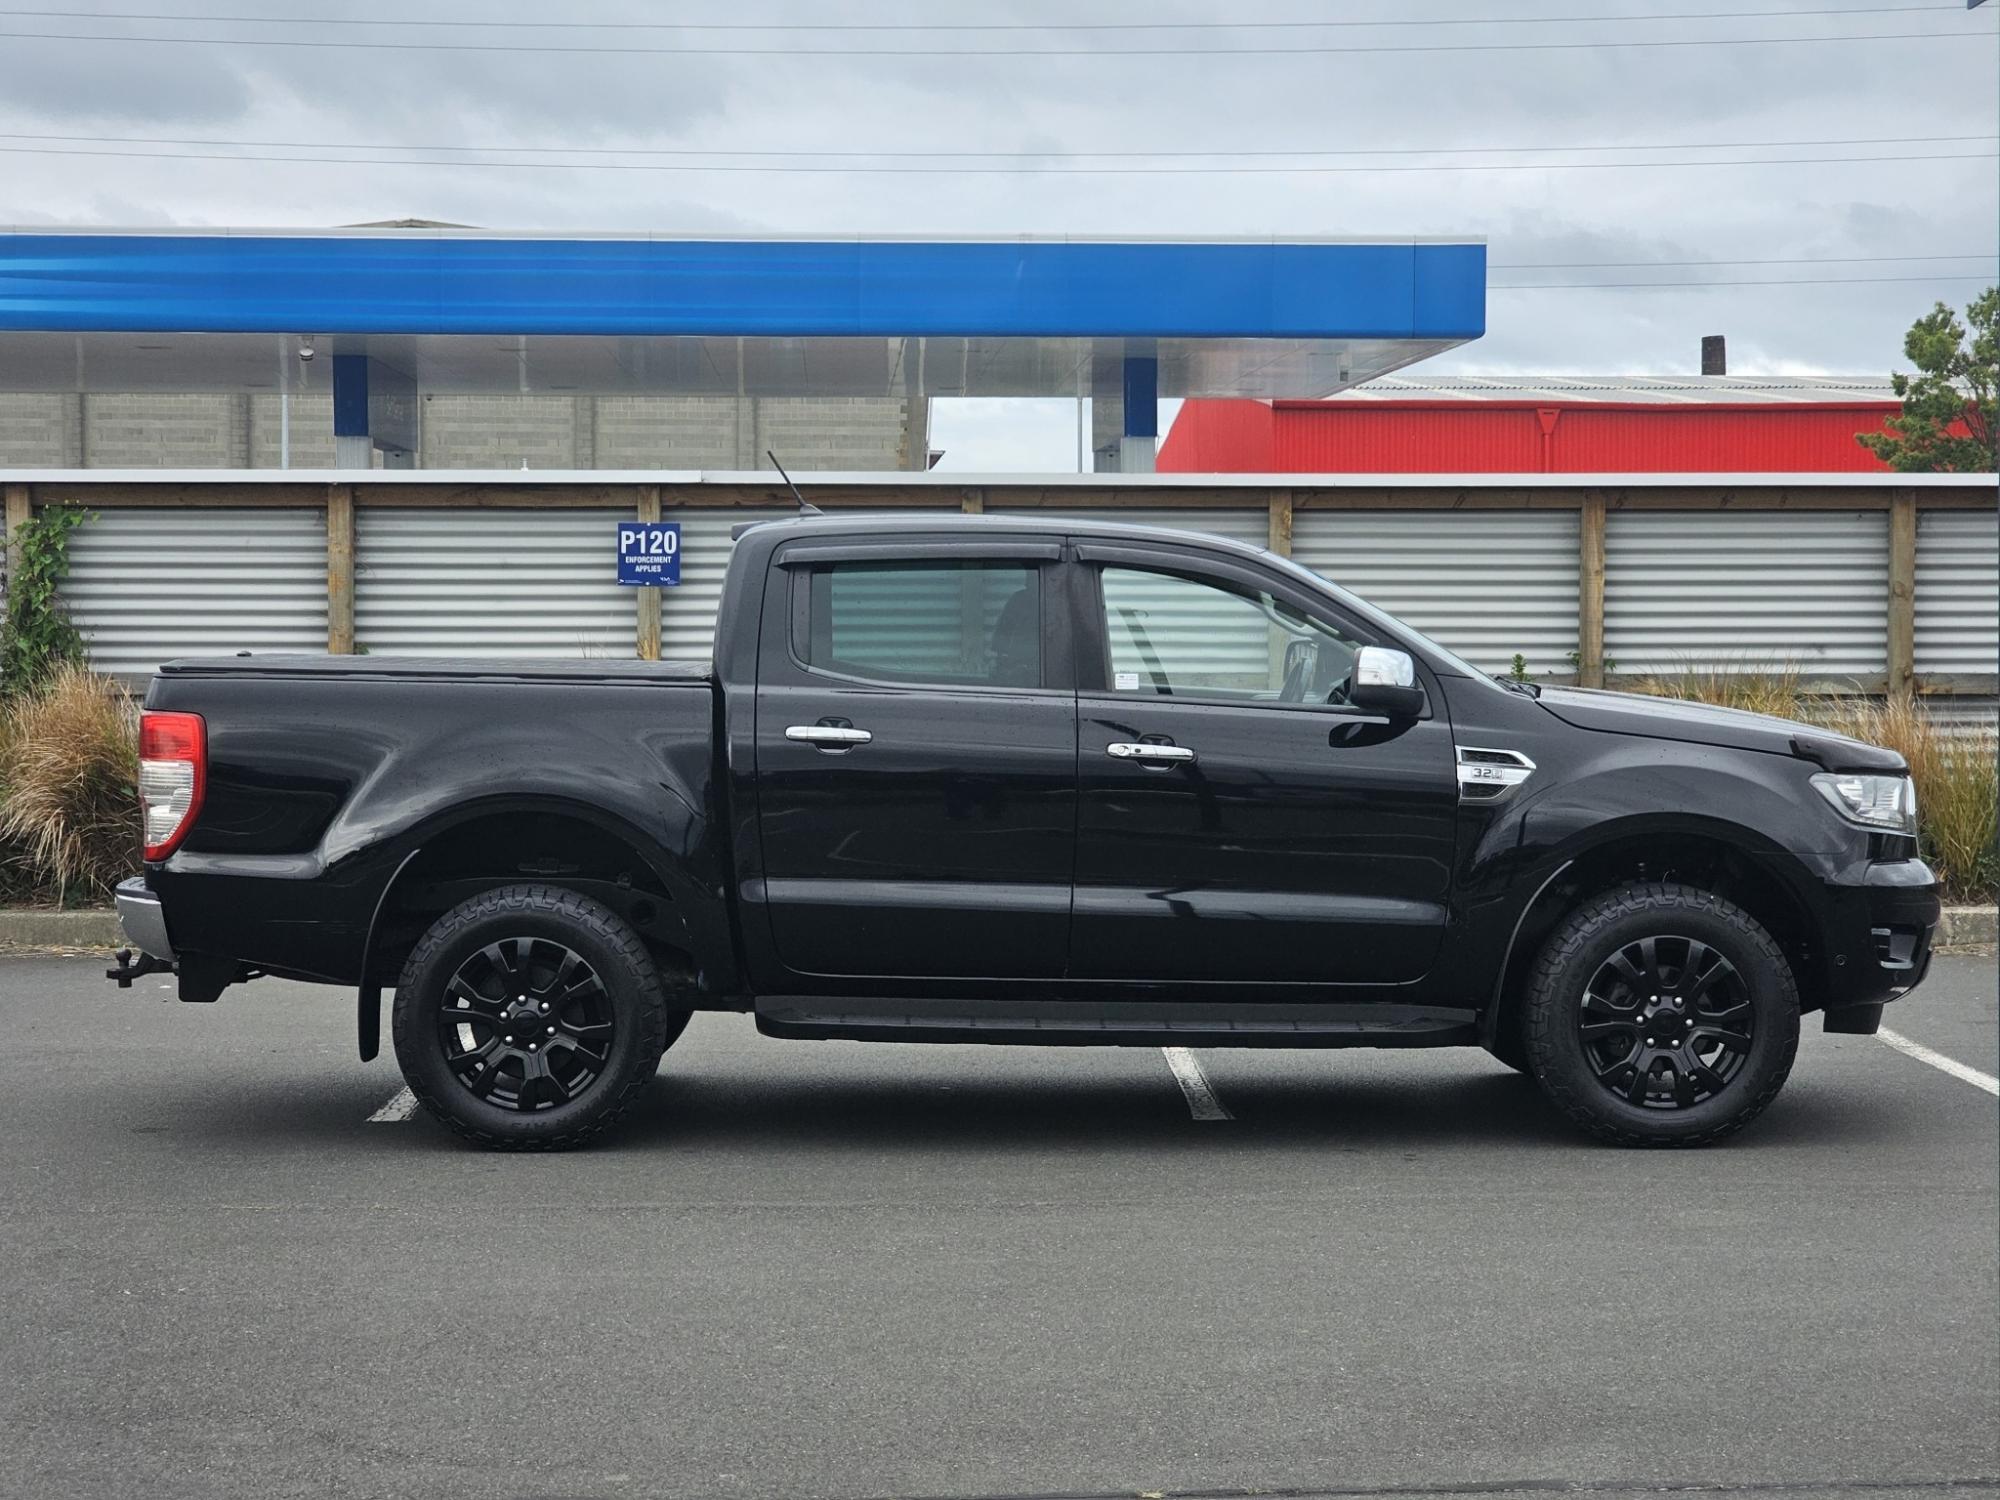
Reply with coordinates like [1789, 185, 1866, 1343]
[657, 510, 788, 660]
[1606, 510, 1888, 679]
[1293, 510, 1580, 676]
[65, 507, 327, 679]
[1915, 509, 1999, 678]
[356, 507, 632, 658]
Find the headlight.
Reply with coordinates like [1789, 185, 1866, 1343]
[1810, 772, 1917, 834]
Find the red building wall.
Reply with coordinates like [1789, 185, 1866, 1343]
[1159, 398, 1902, 473]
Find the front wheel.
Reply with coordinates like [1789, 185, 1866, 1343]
[391, 884, 686, 1150]
[1522, 882, 1799, 1147]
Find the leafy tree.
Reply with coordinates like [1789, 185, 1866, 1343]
[1858, 288, 1997, 472]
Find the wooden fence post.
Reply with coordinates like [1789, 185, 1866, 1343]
[1267, 489, 1293, 557]
[1888, 488, 1917, 703]
[636, 484, 662, 661]
[1578, 492, 1607, 688]
[3, 483, 29, 582]
[325, 484, 355, 654]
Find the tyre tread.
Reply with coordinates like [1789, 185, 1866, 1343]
[1523, 880, 1799, 1148]
[391, 883, 672, 1152]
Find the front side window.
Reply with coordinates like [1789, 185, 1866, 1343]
[1097, 565, 1364, 705]
[805, 561, 1042, 688]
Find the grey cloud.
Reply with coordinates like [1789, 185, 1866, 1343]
[0, 0, 1991, 433]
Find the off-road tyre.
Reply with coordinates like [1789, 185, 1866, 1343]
[392, 884, 687, 1150]
[1523, 881, 1799, 1148]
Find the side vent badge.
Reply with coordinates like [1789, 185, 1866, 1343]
[1456, 745, 1535, 803]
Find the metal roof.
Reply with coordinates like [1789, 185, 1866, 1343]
[1325, 374, 1897, 404]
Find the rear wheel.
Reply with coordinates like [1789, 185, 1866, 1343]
[1523, 881, 1799, 1147]
[391, 884, 686, 1150]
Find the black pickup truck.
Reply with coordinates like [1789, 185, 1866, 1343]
[112, 513, 1938, 1149]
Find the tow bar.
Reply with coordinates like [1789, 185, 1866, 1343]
[105, 947, 175, 987]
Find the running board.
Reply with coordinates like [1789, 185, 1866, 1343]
[754, 997, 1478, 1048]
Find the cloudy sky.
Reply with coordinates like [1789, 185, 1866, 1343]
[1, 1, 1994, 468]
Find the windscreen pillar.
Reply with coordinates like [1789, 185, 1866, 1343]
[331, 353, 418, 470]
[1090, 350, 1157, 473]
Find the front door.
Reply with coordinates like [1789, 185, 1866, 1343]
[752, 540, 1077, 982]
[1068, 545, 1459, 988]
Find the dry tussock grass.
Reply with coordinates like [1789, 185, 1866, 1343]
[0, 666, 139, 904]
[1817, 696, 1998, 903]
[1627, 661, 1809, 720]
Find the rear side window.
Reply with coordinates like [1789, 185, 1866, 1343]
[804, 561, 1043, 688]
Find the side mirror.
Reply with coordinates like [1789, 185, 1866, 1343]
[1348, 645, 1424, 718]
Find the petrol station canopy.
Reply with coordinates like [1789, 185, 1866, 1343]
[0, 229, 1486, 401]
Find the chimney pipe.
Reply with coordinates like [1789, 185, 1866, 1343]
[1701, 335, 1727, 377]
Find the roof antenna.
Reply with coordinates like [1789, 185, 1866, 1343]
[767, 451, 822, 516]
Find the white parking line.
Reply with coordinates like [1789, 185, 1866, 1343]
[1161, 1047, 1233, 1121]
[366, 1086, 418, 1123]
[1878, 1028, 2000, 1097]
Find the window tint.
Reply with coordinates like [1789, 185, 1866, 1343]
[1098, 565, 1364, 705]
[806, 561, 1042, 688]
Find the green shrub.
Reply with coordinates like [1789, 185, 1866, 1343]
[0, 506, 91, 700]
[0, 666, 139, 905]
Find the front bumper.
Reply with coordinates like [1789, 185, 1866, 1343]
[1817, 858, 1939, 1029]
[115, 877, 175, 962]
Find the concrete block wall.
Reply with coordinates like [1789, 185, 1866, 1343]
[79, 394, 251, 468]
[247, 394, 338, 468]
[0, 395, 79, 467]
[756, 397, 917, 470]
[0, 392, 250, 468]
[408, 393, 910, 471]
[418, 395, 582, 470]
[593, 396, 748, 468]
[0, 392, 913, 471]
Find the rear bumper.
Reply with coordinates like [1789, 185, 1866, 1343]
[115, 877, 175, 962]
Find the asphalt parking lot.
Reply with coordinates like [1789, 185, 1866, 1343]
[1, 954, 1994, 1500]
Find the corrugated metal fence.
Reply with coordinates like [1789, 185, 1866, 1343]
[354, 508, 634, 659]
[1293, 510, 1581, 675]
[1604, 511, 1889, 678]
[3, 475, 1993, 713]
[63, 508, 328, 678]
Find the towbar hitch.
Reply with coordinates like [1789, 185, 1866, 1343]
[105, 947, 175, 988]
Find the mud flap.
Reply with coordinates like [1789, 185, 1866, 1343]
[358, 985, 382, 1062]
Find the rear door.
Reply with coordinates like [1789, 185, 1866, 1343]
[1067, 541, 1459, 988]
[751, 537, 1078, 982]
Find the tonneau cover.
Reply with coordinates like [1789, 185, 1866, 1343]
[156, 654, 714, 684]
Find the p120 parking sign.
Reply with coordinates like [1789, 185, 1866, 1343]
[617, 522, 681, 586]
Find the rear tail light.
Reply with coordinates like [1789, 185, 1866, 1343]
[139, 711, 206, 861]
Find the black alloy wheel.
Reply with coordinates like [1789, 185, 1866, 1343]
[437, 938, 617, 1113]
[1521, 881, 1799, 1147]
[1576, 935, 1753, 1111]
[392, 884, 687, 1150]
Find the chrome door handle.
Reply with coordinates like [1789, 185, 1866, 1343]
[786, 725, 873, 749]
[1106, 741, 1195, 766]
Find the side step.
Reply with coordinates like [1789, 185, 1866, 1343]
[755, 997, 1478, 1049]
